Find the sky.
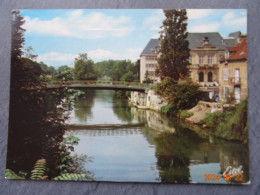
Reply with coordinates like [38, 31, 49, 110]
[19, 9, 247, 68]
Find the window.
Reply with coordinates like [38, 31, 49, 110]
[224, 87, 229, 98]
[199, 56, 204, 65]
[208, 72, 213, 82]
[145, 55, 157, 61]
[145, 64, 156, 68]
[223, 68, 229, 81]
[199, 72, 204, 82]
[189, 56, 192, 64]
[208, 56, 213, 65]
[147, 71, 155, 77]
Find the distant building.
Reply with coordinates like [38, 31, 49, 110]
[140, 32, 238, 85]
[219, 35, 247, 103]
[140, 39, 160, 83]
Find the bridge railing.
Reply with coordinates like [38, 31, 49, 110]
[46, 80, 153, 89]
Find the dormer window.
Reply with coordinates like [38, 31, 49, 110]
[225, 50, 230, 59]
[203, 37, 209, 46]
[152, 49, 157, 54]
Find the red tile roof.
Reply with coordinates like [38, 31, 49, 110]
[220, 37, 247, 62]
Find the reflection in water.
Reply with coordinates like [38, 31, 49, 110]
[67, 90, 249, 183]
[68, 129, 159, 182]
[153, 127, 203, 183]
[217, 139, 250, 183]
[73, 90, 95, 123]
[112, 94, 135, 123]
[131, 107, 176, 132]
[67, 90, 138, 125]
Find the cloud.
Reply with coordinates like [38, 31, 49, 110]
[23, 10, 134, 39]
[152, 34, 160, 39]
[88, 49, 118, 59]
[37, 52, 77, 66]
[143, 9, 212, 32]
[37, 47, 142, 66]
[222, 12, 247, 27]
[187, 9, 212, 20]
[89, 48, 142, 61]
[189, 23, 220, 32]
[143, 10, 164, 31]
[125, 48, 143, 60]
[38, 52, 77, 62]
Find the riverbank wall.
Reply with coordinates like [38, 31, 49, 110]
[129, 90, 167, 111]
[129, 90, 224, 124]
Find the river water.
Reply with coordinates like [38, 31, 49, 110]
[65, 89, 249, 184]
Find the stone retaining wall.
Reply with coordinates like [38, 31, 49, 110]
[129, 90, 167, 111]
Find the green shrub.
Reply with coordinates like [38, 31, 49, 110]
[200, 98, 248, 143]
[180, 110, 194, 119]
[200, 112, 225, 131]
[5, 169, 24, 179]
[160, 104, 177, 116]
[155, 77, 200, 116]
[143, 78, 153, 84]
[115, 90, 127, 99]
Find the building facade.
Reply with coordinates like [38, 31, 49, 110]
[140, 39, 159, 83]
[140, 32, 238, 86]
[219, 36, 247, 103]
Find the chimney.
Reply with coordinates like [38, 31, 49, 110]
[237, 34, 247, 43]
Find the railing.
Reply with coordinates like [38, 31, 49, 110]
[45, 80, 153, 90]
[228, 77, 241, 85]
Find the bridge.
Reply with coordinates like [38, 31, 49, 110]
[46, 80, 151, 92]
[45, 80, 216, 93]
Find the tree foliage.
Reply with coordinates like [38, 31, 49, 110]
[154, 125, 203, 183]
[39, 61, 56, 76]
[94, 59, 139, 81]
[120, 71, 134, 82]
[7, 11, 86, 179]
[156, 9, 190, 81]
[199, 98, 248, 143]
[155, 77, 200, 115]
[55, 66, 74, 81]
[23, 46, 38, 61]
[74, 53, 97, 80]
[11, 10, 25, 62]
[94, 60, 116, 79]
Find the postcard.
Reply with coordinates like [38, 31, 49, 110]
[6, 9, 249, 184]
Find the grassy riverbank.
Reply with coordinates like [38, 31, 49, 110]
[197, 99, 248, 143]
[159, 98, 248, 143]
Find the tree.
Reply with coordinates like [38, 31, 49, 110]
[23, 46, 38, 61]
[7, 11, 85, 179]
[111, 60, 128, 81]
[120, 71, 134, 82]
[38, 61, 57, 76]
[47, 66, 56, 75]
[55, 67, 74, 81]
[11, 10, 25, 63]
[57, 65, 72, 73]
[132, 59, 140, 81]
[143, 70, 153, 83]
[155, 77, 200, 116]
[74, 53, 97, 80]
[156, 9, 190, 81]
